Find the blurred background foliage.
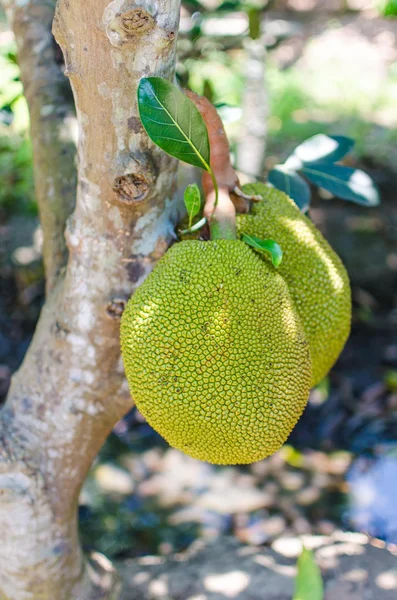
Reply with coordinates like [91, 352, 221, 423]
[1, 0, 397, 563]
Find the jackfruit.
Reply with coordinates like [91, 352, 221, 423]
[121, 239, 312, 465]
[237, 183, 351, 386]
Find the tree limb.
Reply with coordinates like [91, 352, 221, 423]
[0, 1, 181, 598]
[237, 37, 268, 179]
[1, 0, 77, 293]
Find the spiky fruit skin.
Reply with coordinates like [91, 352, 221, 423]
[237, 183, 352, 386]
[121, 240, 312, 465]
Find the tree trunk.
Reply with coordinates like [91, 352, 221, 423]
[0, 1, 181, 598]
[237, 37, 268, 180]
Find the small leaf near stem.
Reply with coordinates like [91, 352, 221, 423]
[184, 183, 202, 229]
[241, 233, 283, 267]
[183, 89, 239, 239]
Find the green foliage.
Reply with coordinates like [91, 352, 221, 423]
[217, 0, 271, 11]
[269, 135, 380, 211]
[248, 8, 261, 40]
[268, 167, 310, 213]
[184, 183, 202, 229]
[293, 547, 324, 600]
[138, 77, 211, 171]
[285, 135, 355, 167]
[380, 0, 397, 17]
[138, 77, 220, 207]
[241, 233, 283, 267]
[0, 135, 35, 213]
[384, 370, 397, 392]
[0, 39, 35, 215]
[301, 163, 379, 207]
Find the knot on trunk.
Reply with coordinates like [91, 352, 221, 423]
[120, 9, 154, 35]
[104, 7, 155, 47]
[113, 173, 150, 204]
[106, 298, 126, 320]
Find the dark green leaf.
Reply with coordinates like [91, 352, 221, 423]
[183, 0, 205, 9]
[301, 163, 380, 207]
[268, 166, 311, 212]
[184, 183, 202, 229]
[217, 0, 267, 11]
[285, 134, 354, 168]
[241, 234, 283, 267]
[217, 0, 242, 11]
[293, 547, 324, 600]
[138, 77, 211, 171]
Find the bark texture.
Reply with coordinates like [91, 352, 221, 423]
[237, 38, 268, 179]
[0, 1, 181, 598]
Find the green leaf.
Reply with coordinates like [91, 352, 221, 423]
[184, 183, 202, 229]
[248, 7, 261, 39]
[293, 547, 324, 600]
[268, 166, 311, 212]
[382, 0, 397, 17]
[138, 77, 211, 171]
[285, 134, 354, 169]
[301, 163, 380, 207]
[241, 234, 283, 267]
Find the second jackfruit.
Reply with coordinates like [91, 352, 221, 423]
[237, 183, 351, 386]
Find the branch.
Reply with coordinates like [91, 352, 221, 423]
[237, 37, 268, 179]
[2, 0, 77, 293]
[0, 1, 181, 598]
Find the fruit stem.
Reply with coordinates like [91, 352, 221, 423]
[205, 184, 237, 241]
[209, 168, 219, 209]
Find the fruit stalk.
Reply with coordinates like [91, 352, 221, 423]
[184, 90, 239, 240]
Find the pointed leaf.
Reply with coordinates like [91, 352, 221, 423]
[268, 166, 311, 212]
[285, 134, 355, 169]
[138, 77, 211, 171]
[241, 234, 283, 267]
[184, 183, 202, 229]
[301, 163, 380, 206]
[293, 547, 324, 600]
[382, 1, 397, 17]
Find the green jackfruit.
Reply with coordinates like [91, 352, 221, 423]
[121, 240, 312, 465]
[237, 183, 351, 386]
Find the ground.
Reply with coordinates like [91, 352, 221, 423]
[118, 533, 397, 599]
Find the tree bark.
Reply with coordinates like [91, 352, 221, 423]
[0, 1, 181, 598]
[237, 38, 268, 180]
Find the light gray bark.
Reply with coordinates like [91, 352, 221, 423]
[237, 38, 268, 180]
[0, 1, 181, 598]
